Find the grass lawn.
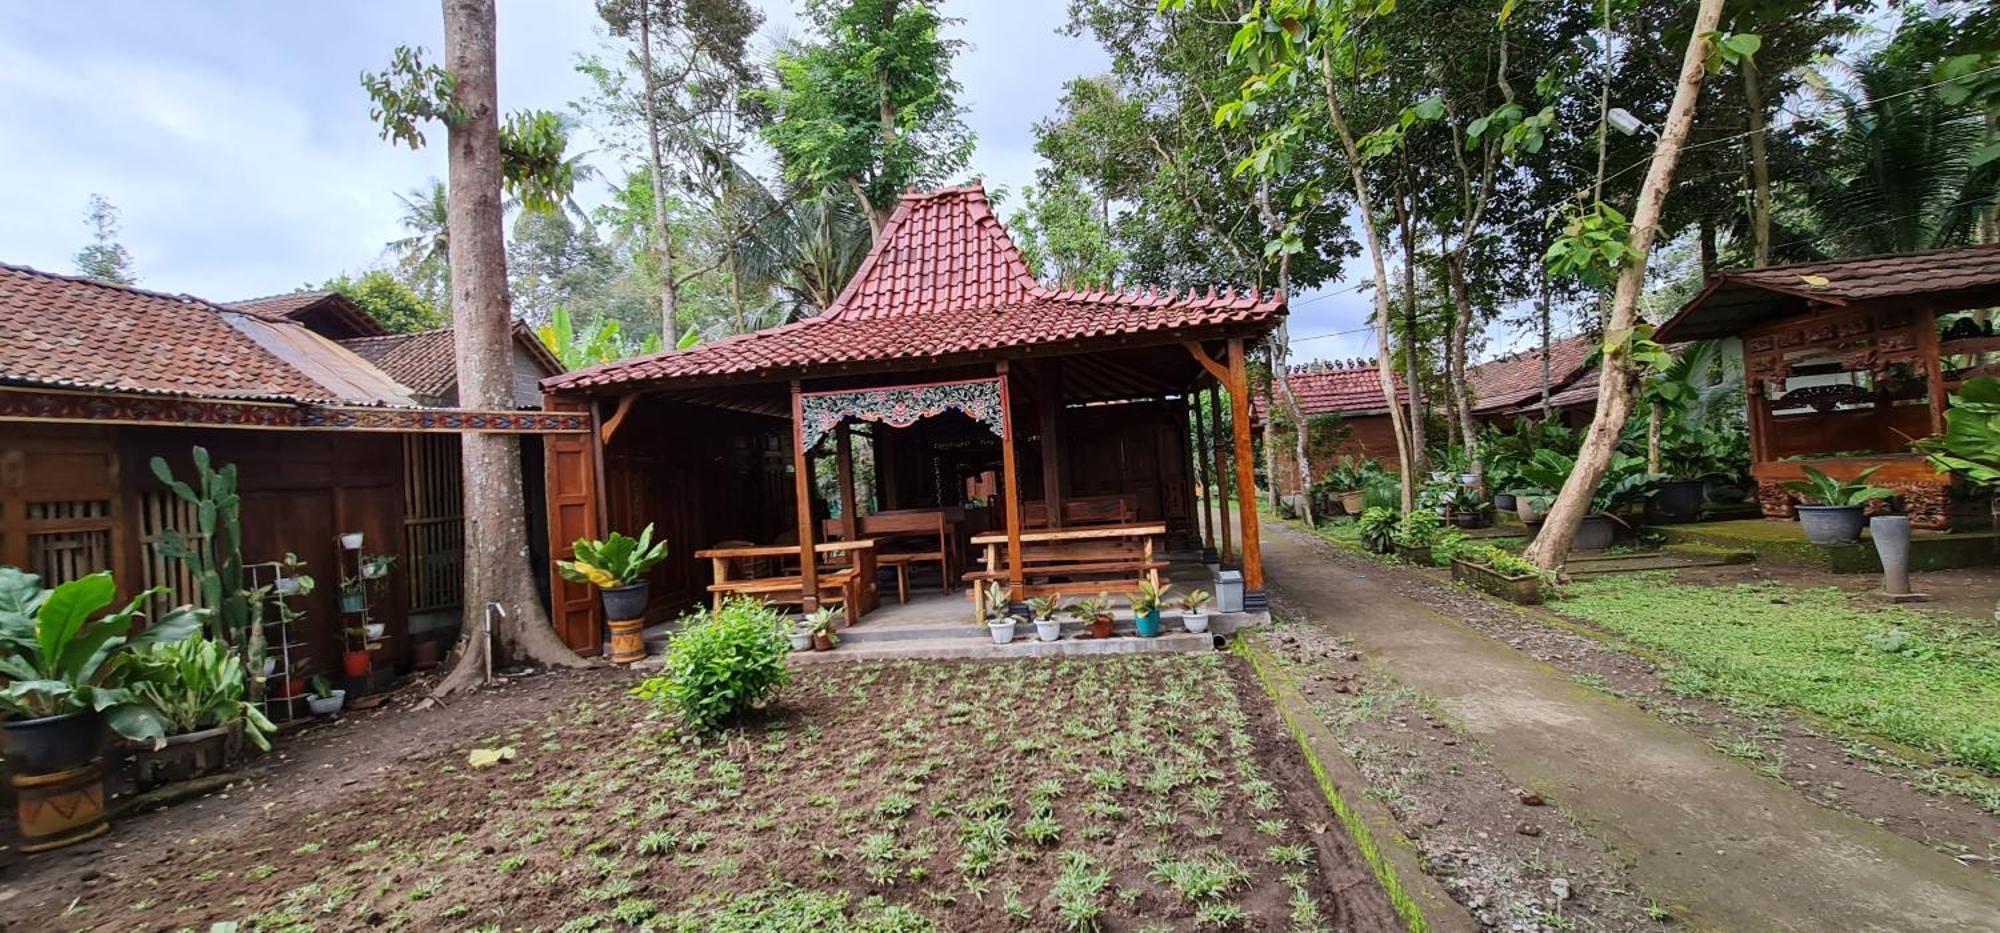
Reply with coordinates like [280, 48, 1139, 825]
[1556, 575, 2000, 774]
[33, 655, 1387, 931]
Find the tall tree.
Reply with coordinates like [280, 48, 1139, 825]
[73, 193, 136, 285]
[757, 0, 974, 236]
[1006, 179, 1121, 288]
[388, 180, 452, 307]
[323, 269, 445, 333]
[1522, 0, 1729, 569]
[363, 11, 593, 694]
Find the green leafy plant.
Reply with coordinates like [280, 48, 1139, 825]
[130, 633, 277, 751]
[1024, 595, 1061, 621]
[1066, 594, 1113, 621]
[1355, 507, 1400, 554]
[1782, 465, 1894, 507]
[1179, 589, 1213, 613]
[631, 598, 791, 732]
[558, 524, 670, 589]
[1127, 579, 1171, 615]
[1392, 510, 1441, 549]
[0, 568, 201, 746]
[1918, 377, 2000, 486]
[151, 448, 268, 686]
[1458, 544, 1550, 582]
[308, 675, 337, 700]
[981, 582, 1014, 623]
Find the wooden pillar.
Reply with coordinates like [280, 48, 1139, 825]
[1210, 384, 1234, 565]
[1227, 338, 1265, 595]
[789, 379, 819, 610]
[1915, 309, 1949, 437]
[836, 424, 860, 541]
[1038, 361, 1064, 529]
[997, 363, 1025, 601]
[1189, 394, 1214, 556]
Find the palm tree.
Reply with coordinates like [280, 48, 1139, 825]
[388, 180, 451, 307]
[737, 190, 871, 322]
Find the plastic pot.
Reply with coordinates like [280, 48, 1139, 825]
[1797, 505, 1866, 544]
[1034, 619, 1062, 642]
[338, 532, 364, 550]
[1, 711, 105, 775]
[1134, 609, 1162, 638]
[1654, 480, 1706, 523]
[339, 589, 364, 613]
[988, 619, 1017, 645]
[1493, 493, 1517, 512]
[307, 690, 346, 716]
[790, 628, 814, 651]
[599, 582, 650, 621]
[1572, 515, 1617, 551]
[343, 650, 371, 678]
[1181, 611, 1211, 634]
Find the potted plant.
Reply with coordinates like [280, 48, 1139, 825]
[306, 675, 346, 716]
[1449, 544, 1552, 606]
[1025, 595, 1063, 642]
[338, 577, 365, 613]
[1392, 509, 1442, 564]
[981, 582, 1019, 644]
[1068, 593, 1115, 639]
[1322, 457, 1374, 515]
[557, 523, 671, 620]
[1515, 488, 1552, 525]
[1442, 485, 1486, 529]
[128, 633, 277, 786]
[0, 569, 199, 850]
[1128, 579, 1170, 638]
[338, 531, 365, 551]
[359, 552, 396, 581]
[1356, 507, 1400, 554]
[1179, 589, 1214, 634]
[342, 636, 372, 678]
[789, 616, 816, 652]
[808, 609, 841, 651]
[1578, 456, 1661, 550]
[1783, 465, 1894, 544]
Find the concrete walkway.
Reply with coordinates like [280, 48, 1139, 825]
[1261, 521, 2000, 932]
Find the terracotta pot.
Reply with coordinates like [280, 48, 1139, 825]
[1089, 614, 1115, 639]
[11, 762, 108, 852]
[343, 650, 371, 679]
[812, 632, 835, 651]
[607, 618, 646, 665]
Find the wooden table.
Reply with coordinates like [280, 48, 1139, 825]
[966, 523, 1167, 615]
[694, 539, 878, 623]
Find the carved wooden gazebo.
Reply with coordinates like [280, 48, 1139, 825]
[1656, 245, 2000, 530]
[538, 183, 1284, 652]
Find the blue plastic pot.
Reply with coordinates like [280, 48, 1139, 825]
[1134, 609, 1162, 637]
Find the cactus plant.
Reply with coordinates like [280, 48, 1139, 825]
[150, 447, 270, 700]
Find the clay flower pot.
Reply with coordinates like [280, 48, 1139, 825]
[1089, 613, 1115, 639]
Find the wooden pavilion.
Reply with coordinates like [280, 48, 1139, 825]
[538, 183, 1283, 652]
[1655, 245, 2000, 530]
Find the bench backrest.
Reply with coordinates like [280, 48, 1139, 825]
[823, 509, 949, 543]
[1025, 495, 1137, 528]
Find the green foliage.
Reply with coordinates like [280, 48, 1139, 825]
[631, 598, 792, 732]
[1392, 509, 1441, 548]
[1024, 595, 1061, 621]
[129, 633, 276, 751]
[755, 0, 972, 223]
[73, 193, 136, 285]
[1008, 179, 1121, 288]
[537, 306, 667, 370]
[1127, 579, 1171, 615]
[0, 568, 201, 746]
[1782, 465, 1894, 507]
[1560, 577, 2000, 773]
[150, 448, 261, 655]
[324, 270, 443, 334]
[1065, 593, 1114, 620]
[1315, 455, 1379, 494]
[1355, 507, 1400, 554]
[1456, 543, 1546, 581]
[1919, 377, 2000, 486]
[558, 524, 670, 589]
[499, 111, 582, 216]
[1543, 201, 1638, 288]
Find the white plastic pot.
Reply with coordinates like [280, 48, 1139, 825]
[790, 628, 814, 651]
[307, 689, 346, 716]
[1034, 619, 1062, 642]
[338, 532, 364, 551]
[364, 622, 385, 640]
[988, 619, 1017, 645]
[1182, 611, 1211, 634]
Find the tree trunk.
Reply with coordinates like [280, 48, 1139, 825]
[1444, 253, 1484, 489]
[1647, 402, 1664, 474]
[1523, 0, 1727, 571]
[638, 13, 681, 346]
[1743, 60, 1772, 267]
[1394, 186, 1429, 472]
[1539, 283, 1553, 416]
[1256, 181, 1314, 526]
[1319, 48, 1415, 511]
[436, 0, 590, 699]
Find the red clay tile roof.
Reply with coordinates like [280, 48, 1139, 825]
[1465, 333, 1597, 414]
[545, 183, 1283, 392]
[229, 289, 384, 339]
[1254, 361, 1407, 422]
[1657, 244, 2000, 342]
[342, 323, 562, 401]
[1540, 367, 1600, 411]
[0, 262, 411, 405]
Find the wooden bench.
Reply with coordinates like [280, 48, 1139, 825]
[1024, 494, 1138, 528]
[966, 523, 1166, 617]
[696, 540, 878, 625]
[823, 509, 958, 603]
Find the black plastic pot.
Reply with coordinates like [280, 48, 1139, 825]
[600, 582, 651, 621]
[1797, 505, 1866, 544]
[1493, 493, 1517, 512]
[1654, 480, 1706, 523]
[2, 711, 106, 775]
[1572, 515, 1617, 551]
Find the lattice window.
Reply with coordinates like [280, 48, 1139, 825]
[25, 499, 113, 586]
[138, 489, 206, 612]
[404, 434, 465, 612]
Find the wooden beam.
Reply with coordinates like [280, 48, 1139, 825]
[599, 392, 641, 444]
[1183, 341, 1232, 384]
[836, 424, 860, 542]
[1916, 309, 1949, 437]
[997, 361, 1025, 602]
[1227, 339, 1264, 592]
[789, 379, 819, 611]
[1038, 359, 1064, 529]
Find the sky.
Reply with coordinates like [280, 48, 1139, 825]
[0, 0, 1377, 362]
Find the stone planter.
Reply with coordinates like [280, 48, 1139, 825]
[132, 724, 235, 788]
[1573, 515, 1617, 551]
[1797, 505, 1867, 544]
[1653, 479, 1706, 523]
[1394, 543, 1434, 565]
[11, 763, 108, 852]
[1451, 559, 1544, 605]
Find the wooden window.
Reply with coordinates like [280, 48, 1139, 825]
[23, 499, 114, 586]
[403, 434, 465, 613]
[138, 489, 205, 613]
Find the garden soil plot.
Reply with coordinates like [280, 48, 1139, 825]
[1, 654, 1402, 932]
[1291, 527, 2000, 880]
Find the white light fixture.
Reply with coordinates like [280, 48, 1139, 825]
[1607, 107, 1649, 137]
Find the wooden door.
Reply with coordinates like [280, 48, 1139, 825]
[544, 398, 602, 654]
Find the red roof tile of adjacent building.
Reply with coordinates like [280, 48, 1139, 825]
[1253, 360, 1407, 422]
[545, 183, 1283, 392]
[1465, 333, 1597, 414]
[0, 262, 413, 405]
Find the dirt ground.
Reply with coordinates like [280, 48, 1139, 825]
[1316, 541, 2000, 883]
[0, 655, 1403, 932]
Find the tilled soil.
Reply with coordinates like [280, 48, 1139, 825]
[1292, 530, 2000, 883]
[1, 654, 1403, 932]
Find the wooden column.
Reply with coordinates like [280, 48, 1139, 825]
[1915, 308, 1949, 436]
[789, 379, 819, 610]
[997, 363, 1025, 601]
[1189, 394, 1214, 556]
[1226, 339, 1264, 594]
[1210, 384, 1234, 565]
[836, 424, 860, 541]
[1038, 360, 1064, 529]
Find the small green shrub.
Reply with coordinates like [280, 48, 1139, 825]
[1355, 508, 1399, 553]
[1391, 509, 1441, 548]
[631, 598, 791, 731]
[1458, 544, 1549, 581]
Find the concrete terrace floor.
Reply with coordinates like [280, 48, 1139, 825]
[1259, 519, 2000, 931]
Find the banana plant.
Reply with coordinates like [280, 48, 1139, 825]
[0, 568, 202, 747]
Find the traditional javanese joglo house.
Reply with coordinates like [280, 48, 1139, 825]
[538, 183, 1284, 652]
